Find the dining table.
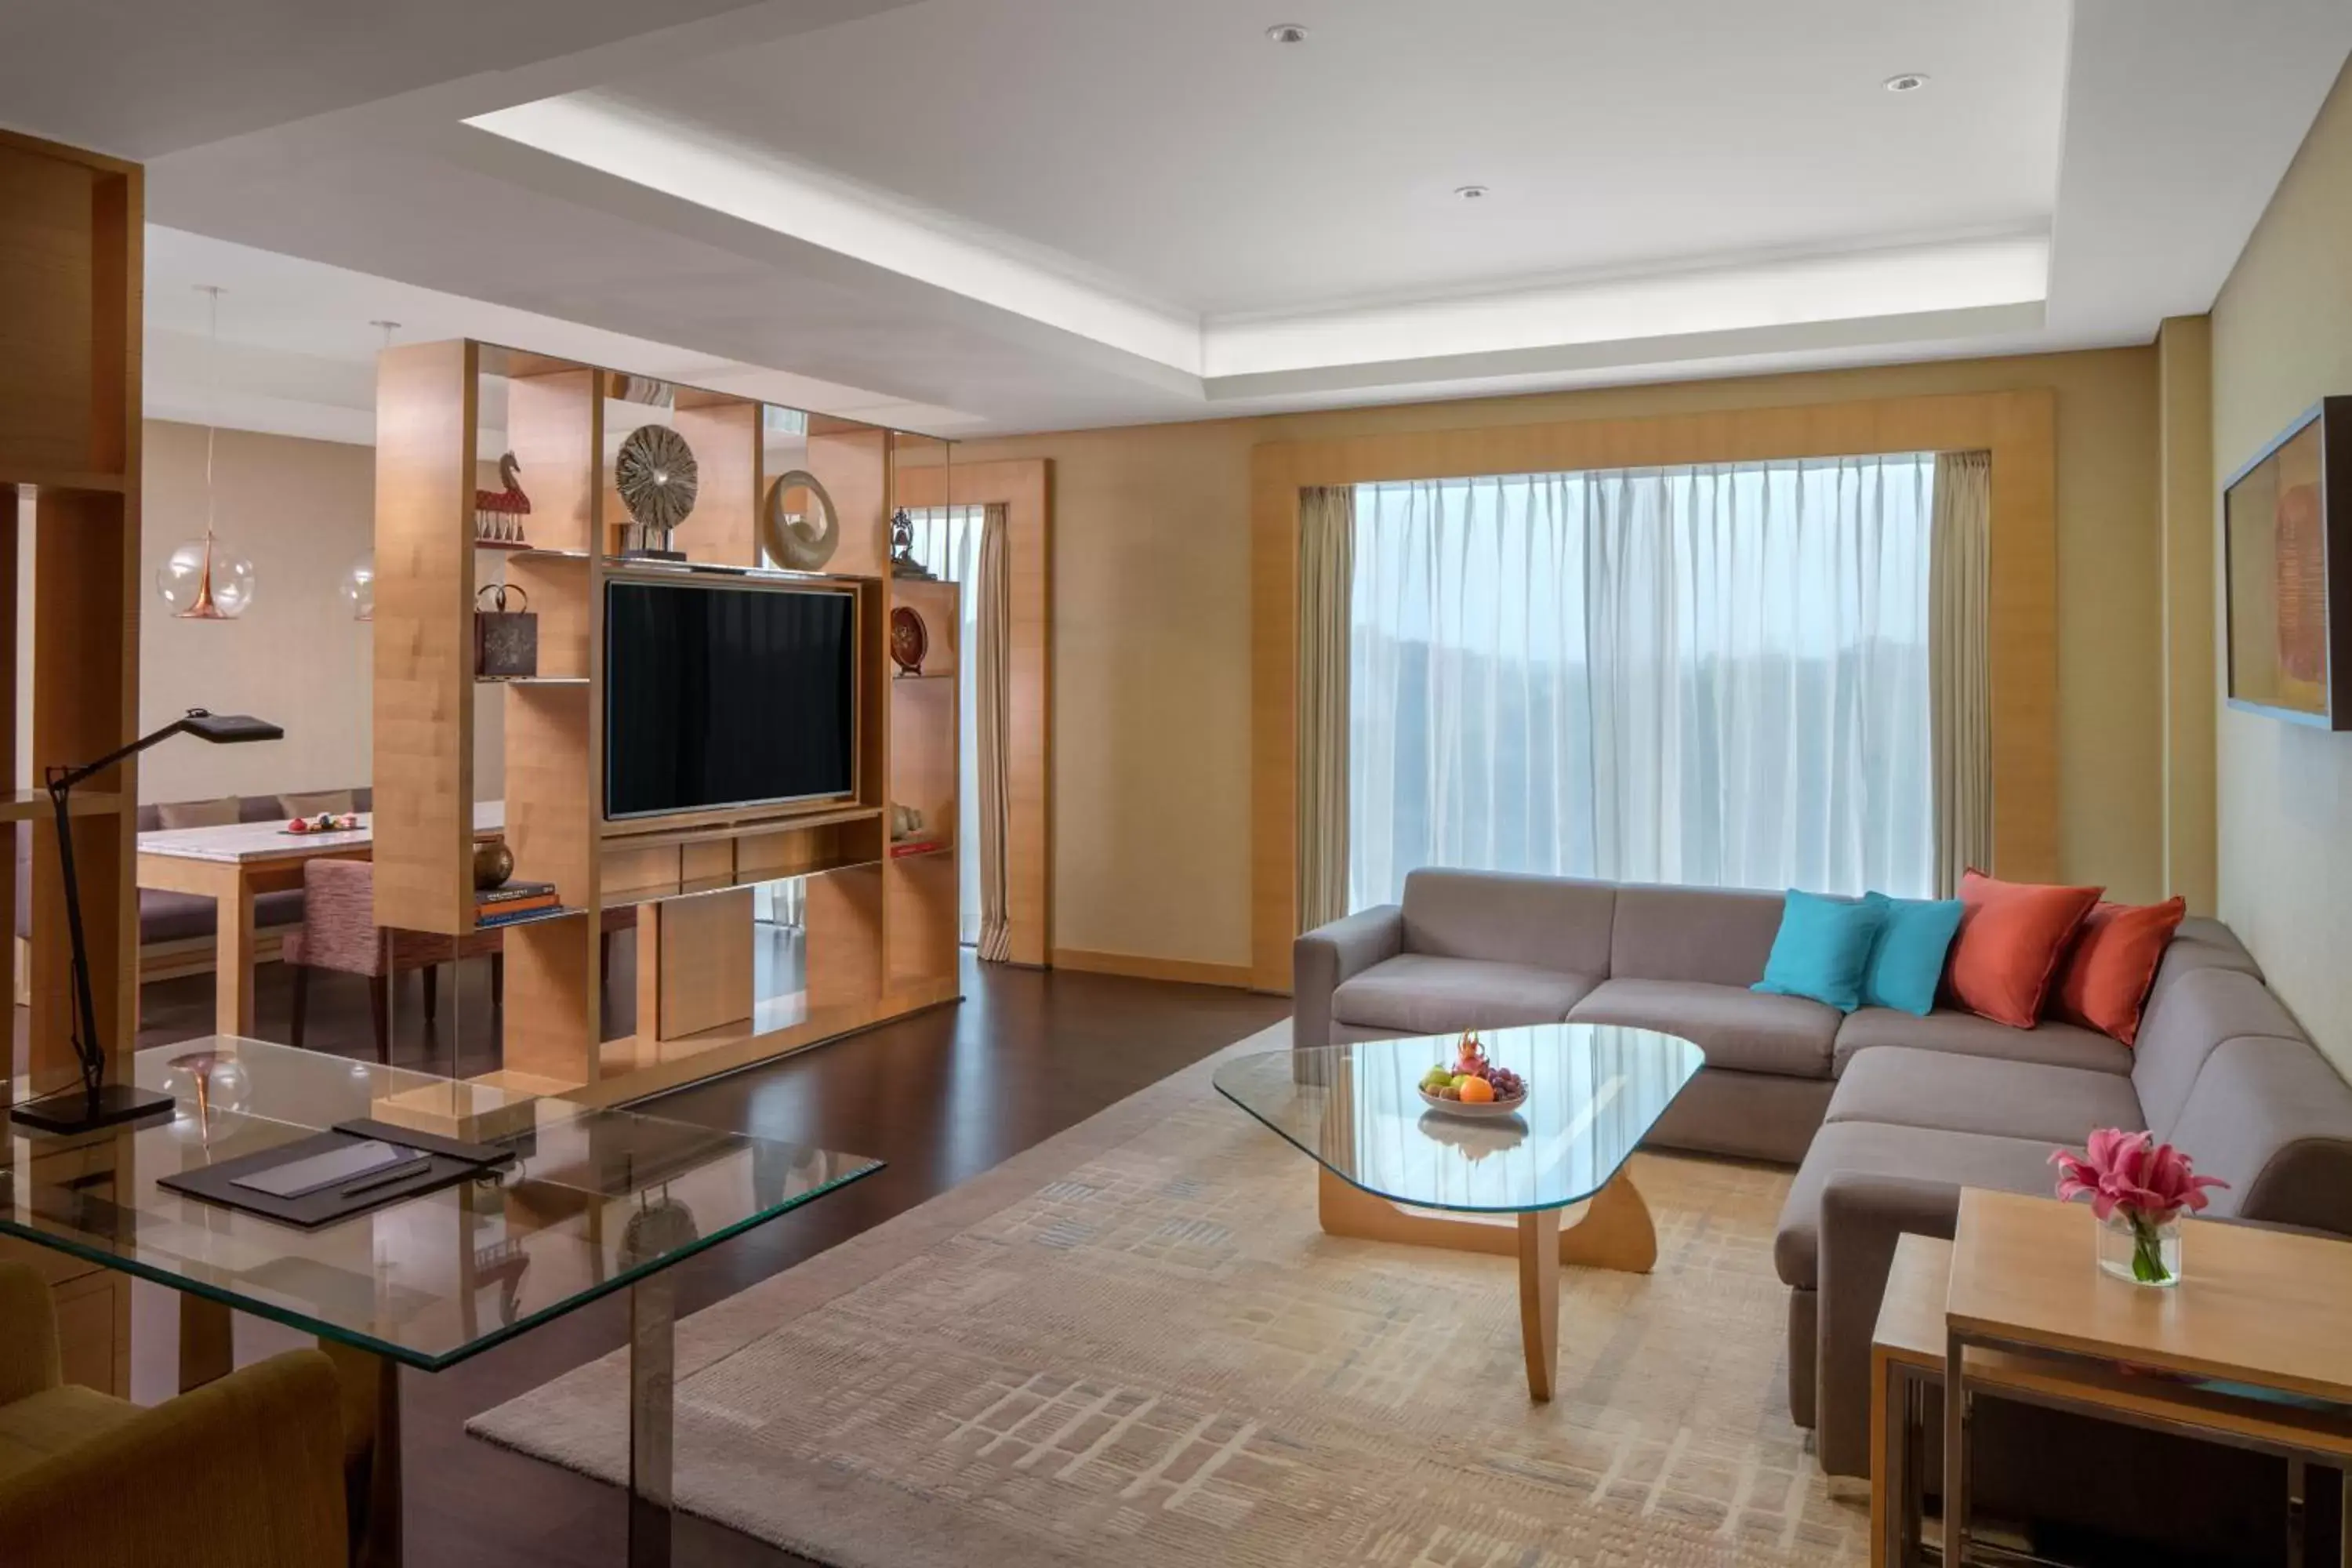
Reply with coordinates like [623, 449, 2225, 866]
[136, 801, 505, 1037]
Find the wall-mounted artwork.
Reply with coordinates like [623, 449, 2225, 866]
[2225, 397, 2351, 728]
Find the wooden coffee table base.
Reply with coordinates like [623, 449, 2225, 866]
[1316, 1166, 1657, 1402]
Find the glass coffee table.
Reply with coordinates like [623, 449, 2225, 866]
[1214, 1022, 1703, 1402]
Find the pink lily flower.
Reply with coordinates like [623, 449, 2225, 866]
[2050, 1127, 2227, 1225]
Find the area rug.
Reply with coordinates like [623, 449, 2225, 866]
[470, 1022, 1866, 1565]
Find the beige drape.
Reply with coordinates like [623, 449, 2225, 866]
[1296, 487, 1355, 931]
[1930, 451, 1993, 895]
[975, 504, 1014, 960]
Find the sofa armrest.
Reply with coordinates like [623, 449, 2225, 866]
[0, 1348, 348, 1567]
[1291, 905, 1403, 1049]
[0, 1262, 60, 1406]
[1813, 1173, 1963, 1479]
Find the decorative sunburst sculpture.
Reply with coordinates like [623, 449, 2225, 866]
[615, 424, 699, 535]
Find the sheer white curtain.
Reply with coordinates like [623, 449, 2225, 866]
[1348, 456, 1935, 910]
[905, 506, 985, 945]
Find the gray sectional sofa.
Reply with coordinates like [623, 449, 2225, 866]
[1294, 866, 2352, 1483]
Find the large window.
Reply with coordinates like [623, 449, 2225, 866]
[1348, 455, 1935, 909]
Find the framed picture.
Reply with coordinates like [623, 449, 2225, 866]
[2223, 397, 2352, 728]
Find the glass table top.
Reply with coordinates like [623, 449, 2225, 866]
[1214, 1023, 1704, 1214]
[0, 1036, 881, 1370]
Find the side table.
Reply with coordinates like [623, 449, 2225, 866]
[1872, 1192, 2352, 1566]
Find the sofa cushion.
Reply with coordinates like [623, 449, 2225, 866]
[1754, 890, 1883, 1013]
[1774, 1120, 2063, 1290]
[2130, 965, 2307, 1141]
[1834, 1006, 2131, 1077]
[1399, 868, 1615, 976]
[1826, 1047, 2144, 1145]
[1570, 977, 1838, 1077]
[2166, 1036, 2352, 1235]
[137, 887, 305, 946]
[278, 789, 355, 820]
[1608, 882, 1786, 987]
[156, 797, 241, 830]
[1944, 870, 2103, 1028]
[2049, 897, 2185, 1045]
[1330, 955, 1599, 1036]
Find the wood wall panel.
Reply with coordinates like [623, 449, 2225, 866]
[1247, 390, 2060, 990]
[673, 399, 759, 566]
[372, 340, 477, 936]
[808, 425, 890, 579]
[504, 368, 599, 555]
[655, 888, 753, 1039]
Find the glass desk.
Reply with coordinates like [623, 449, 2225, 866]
[1, 1036, 882, 1567]
[1214, 1022, 1702, 1401]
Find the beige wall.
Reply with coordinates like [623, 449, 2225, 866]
[956, 345, 2167, 973]
[2210, 56, 2352, 1074]
[138, 421, 377, 803]
[131, 422, 508, 809]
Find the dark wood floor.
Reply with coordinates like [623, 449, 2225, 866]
[126, 947, 1287, 1566]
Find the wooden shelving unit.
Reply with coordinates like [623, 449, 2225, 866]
[0, 127, 143, 1395]
[372, 341, 961, 1108]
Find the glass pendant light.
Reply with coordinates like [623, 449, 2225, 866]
[339, 554, 376, 622]
[156, 285, 257, 620]
[338, 319, 398, 624]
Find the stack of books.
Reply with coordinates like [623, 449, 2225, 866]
[477, 880, 560, 927]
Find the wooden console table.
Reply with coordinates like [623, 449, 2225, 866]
[1872, 1192, 2352, 1566]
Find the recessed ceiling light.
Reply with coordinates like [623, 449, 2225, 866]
[1454, 185, 1490, 201]
[1266, 23, 1308, 44]
[1883, 72, 1929, 93]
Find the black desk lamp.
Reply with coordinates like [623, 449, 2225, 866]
[11, 708, 284, 1136]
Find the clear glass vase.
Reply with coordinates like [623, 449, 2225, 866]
[2098, 1208, 2183, 1287]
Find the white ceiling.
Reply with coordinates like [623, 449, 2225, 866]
[4, 0, 2348, 439]
[622, 0, 2070, 318]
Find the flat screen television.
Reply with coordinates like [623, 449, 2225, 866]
[2224, 397, 2352, 729]
[604, 576, 858, 821]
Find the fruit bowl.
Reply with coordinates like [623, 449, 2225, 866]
[1417, 1032, 1528, 1119]
[1417, 1085, 1527, 1120]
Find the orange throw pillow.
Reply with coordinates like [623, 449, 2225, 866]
[2051, 897, 2187, 1044]
[1943, 870, 2103, 1028]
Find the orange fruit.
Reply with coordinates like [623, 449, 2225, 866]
[1457, 1076, 1496, 1104]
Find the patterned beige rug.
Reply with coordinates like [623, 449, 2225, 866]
[470, 1023, 1866, 1565]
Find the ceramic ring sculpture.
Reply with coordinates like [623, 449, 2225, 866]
[762, 468, 840, 571]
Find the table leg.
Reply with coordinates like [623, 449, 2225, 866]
[360, 1353, 403, 1568]
[1943, 1332, 1967, 1567]
[215, 869, 257, 1038]
[179, 1292, 234, 1392]
[630, 1272, 677, 1568]
[1871, 1351, 1900, 1566]
[1516, 1208, 1560, 1403]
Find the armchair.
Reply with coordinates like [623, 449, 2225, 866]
[0, 1262, 347, 1566]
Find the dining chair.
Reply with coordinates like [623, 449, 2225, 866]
[284, 858, 503, 1062]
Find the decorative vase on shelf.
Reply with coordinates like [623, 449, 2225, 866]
[2097, 1208, 2184, 1287]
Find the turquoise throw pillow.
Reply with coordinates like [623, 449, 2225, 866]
[1858, 892, 1965, 1016]
[1754, 889, 1886, 1013]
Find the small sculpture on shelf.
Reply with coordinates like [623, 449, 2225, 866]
[887, 508, 938, 580]
[474, 452, 532, 549]
[615, 424, 699, 560]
